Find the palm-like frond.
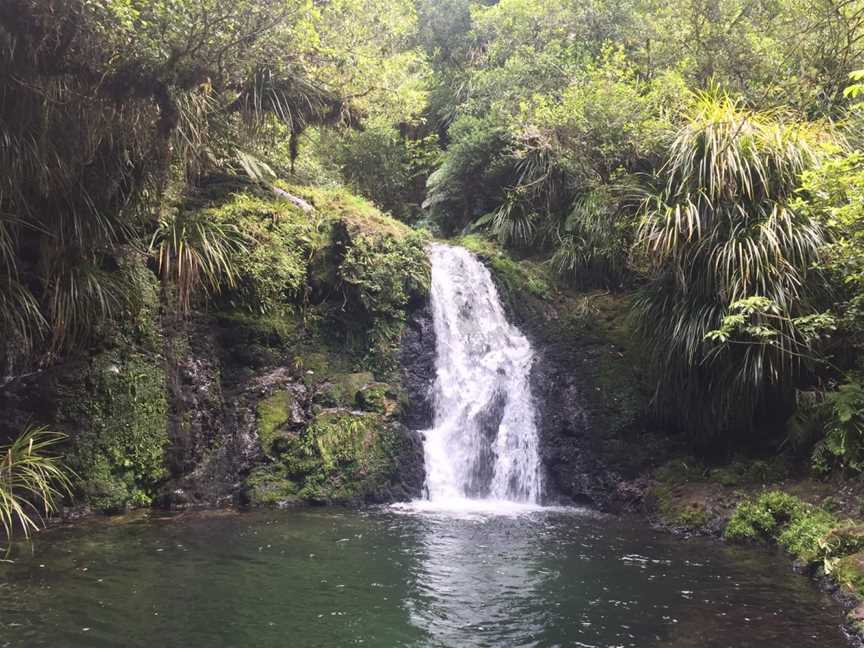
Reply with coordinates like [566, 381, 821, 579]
[44, 260, 130, 351]
[635, 90, 829, 432]
[491, 198, 536, 247]
[151, 211, 248, 312]
[0, 276, 46, 355]
[550, 187, 633, 286]
[0, 426, 72, 543]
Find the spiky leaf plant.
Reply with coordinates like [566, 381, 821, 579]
[635, 91, 829, 433]
[151, 211, 248, 313]
[44, 260, 130, 352]
[550, 187, 635, 287]
[0, 427, 72, 544]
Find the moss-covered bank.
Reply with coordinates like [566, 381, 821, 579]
[631, 455, 864, 641]
[0, 180, 431, 513]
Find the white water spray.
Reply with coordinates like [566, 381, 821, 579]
[420, 243, 543, 506]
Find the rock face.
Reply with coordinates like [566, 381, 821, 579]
[397, 300, 436, 497]
[399, 300, 436, 431]
[156, 303, 432, 509]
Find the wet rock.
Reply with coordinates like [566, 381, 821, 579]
[399, 300, 436, 431]
[392, 425, 426, 500]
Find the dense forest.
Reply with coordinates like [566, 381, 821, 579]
[1, 0, 864, 568]
[5, 0, 864, 645]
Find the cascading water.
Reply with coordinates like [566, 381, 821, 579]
[420, 243, 543, 505]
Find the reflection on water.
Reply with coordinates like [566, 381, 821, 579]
[405, 509, 556, 646]
[0, 508, 848, 648]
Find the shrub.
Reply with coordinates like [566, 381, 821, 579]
[809, 376, 864, 474]
[724, 490, 846, 566]
[725, 490, 804, 541]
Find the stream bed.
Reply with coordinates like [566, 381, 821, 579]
[0, 506, 849, 647]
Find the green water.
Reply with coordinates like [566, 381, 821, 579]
[0, 507, 848, 647]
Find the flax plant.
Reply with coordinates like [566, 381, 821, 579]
[635, 91, 830, 432]
[0, 427, 72, 544]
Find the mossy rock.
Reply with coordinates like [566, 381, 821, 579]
[356, 382, 395, 414]
[314, 372, 374, 408]
[647, 482, 711, 530]
[308, 409, 382, 472]
[258, 408, 400, 504]
[218, 310, 303, 351]
[456, 234, 552, 302]
[837, 555, 864, 599]
[118, 254, 163, 353]
[244, 465, 300, 506]
[55, 350, 169, 513]
[294, 351, 353, 387]
[256, 390, 302, 457]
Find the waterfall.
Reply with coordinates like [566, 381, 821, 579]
[421, 243, 543, 505]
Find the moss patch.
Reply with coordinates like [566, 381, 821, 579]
[356, 382, 394, 414]
[207, 183, 431, 381]
[648, 482, 713, 530]
[315, 372, 374, 408]
[245, 465, 299, 506]
[256, 391, 296, 457]
[456, 234, 552, 301]
[57, 351, 169, 513]
[245, 408, 400, 506]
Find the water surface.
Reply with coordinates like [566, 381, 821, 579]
[0, 507, 847, 647]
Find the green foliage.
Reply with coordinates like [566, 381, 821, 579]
[0, 427, 72, 543]
[831, 554, 864, 596]
[209, 193, 324, 314]
[326, 125, 440, 222]
[797, 151, 864, 347]
[192, 185, 431, 378]
[424, 114, 514, 234]
[151, 209, 248, 312]
[810, 375, 864, 474]
[335, 228, 430, 371]
[414, 0, 864, 450]
[249, 408, 398, 504]
[550, 187, 635, 287]
[60, 353, 169, 513]
[724, 500, 775, 542]
[635, 91, 829, 433]
[724, 490, 855, 567]
[0, 0, 427, 368]
[315, 373, 375, 409]
[778, 507, 839, 563]
[846, 71, 864, 100]
[724, 491, 805, 542]
[2, 0, 864, 487]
